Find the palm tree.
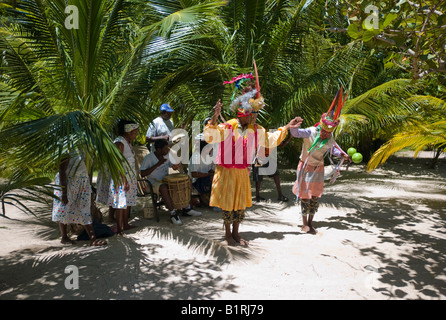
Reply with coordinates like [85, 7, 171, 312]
[0, 0, 226, 213]
[156, 0, 425, 169]
[155, 0, 375, 128]
[366, 95, 446, 171]
[0, 169, 54, 217]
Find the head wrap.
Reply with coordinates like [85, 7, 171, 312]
[124, 123, 139, 133]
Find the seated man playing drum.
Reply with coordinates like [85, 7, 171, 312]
[140, 139, 201, 225]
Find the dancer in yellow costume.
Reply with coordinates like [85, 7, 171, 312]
[204, 73, 302, 246]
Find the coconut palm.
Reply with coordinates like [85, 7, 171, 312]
[155, 0, 377, 129]
[0, 0, 226, 214]
[159, 0, 427, 169]
[0, 170, 55, 217]
[0, 0, 225, 179]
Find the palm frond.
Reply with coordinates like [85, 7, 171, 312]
[0, 170, 54, 216]
[367, 120, 446, 171]
[0, 110, 128, 184]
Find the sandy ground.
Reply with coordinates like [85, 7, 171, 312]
[0, 151, 445, 300]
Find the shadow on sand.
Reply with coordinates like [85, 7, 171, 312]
[1, 154, 445, 299]
[317, 156, 446, 299]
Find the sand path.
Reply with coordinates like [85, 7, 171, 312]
[1, 152, 445, 300]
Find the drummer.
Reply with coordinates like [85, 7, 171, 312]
[140, 139, 202, 225]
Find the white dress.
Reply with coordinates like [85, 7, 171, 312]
[52, 155, 92, 225]
[107, 136, 137, 208]
[95, 169, 111, 205]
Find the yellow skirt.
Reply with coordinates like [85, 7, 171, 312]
[210, 165, 252, 212]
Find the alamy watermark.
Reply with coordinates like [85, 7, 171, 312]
[64, 265, 79, 290]
[166, 121, 279, 176]
[65, 5, 79, 30]
[364, 5, 379, 30]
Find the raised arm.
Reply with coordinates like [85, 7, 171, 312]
[203, 99, 229, 144]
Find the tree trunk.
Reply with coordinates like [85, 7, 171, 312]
[430, 148, 442, 169]
[357, 132, 374, 163]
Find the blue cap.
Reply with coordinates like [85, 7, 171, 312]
[160, 103, 174, 112]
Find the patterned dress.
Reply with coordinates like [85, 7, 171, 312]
[107, 136, 137, 209]
[291, 127, 345, 199]
[52, 155, 92, 225]
[95, 169, 111, 205]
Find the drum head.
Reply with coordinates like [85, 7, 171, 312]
[163, 173, 189, 182]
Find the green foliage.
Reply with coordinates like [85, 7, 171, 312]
[0, 170, 55, 216]
[0, 0, 445, 215]
[341, 0, 446, 80]
[0, 0, 225, 182]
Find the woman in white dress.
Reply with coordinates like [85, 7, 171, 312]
[95, 167, 113, 222]
[52, 153, 107, 246]
[108, 120, 139, 234]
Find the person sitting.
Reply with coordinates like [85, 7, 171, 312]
[189, 138, 216, 207]
[140, 139, 201, 225]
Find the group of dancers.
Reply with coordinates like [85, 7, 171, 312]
[52, 69, 352, 246]
[203, 73, 351, 245]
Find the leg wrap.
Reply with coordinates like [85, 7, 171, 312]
[300, 199, 312, 216]
[309, 197, 319, 216]
[300, 198, 319, 216]
[222, 210, 246, 224]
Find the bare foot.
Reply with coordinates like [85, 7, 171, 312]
[309, 226, 317, 234]
[61, 238, 75, 245]
[225, 235, 237, 246]
[232, 234, 249, 246]
[301, 225, 311, 233]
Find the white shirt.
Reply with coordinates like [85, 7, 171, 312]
[140, 152, 171, 184]
[188, 153, 216, 183]
[146, 116, 175, 151]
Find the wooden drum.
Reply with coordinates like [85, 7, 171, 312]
[163, 173, 191, 210]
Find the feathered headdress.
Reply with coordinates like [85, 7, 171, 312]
[309, 86, 348, 153]
[319, 86, 348, 132]
[223, 61, 265, 118]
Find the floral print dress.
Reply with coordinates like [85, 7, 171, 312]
[95, 168, 111, 206]
[52, 155, 92, 225]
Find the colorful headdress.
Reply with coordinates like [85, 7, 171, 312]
[308, 86, 348, 153]
[319, 86, 347, 132]
[223, 62, 265, 118]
